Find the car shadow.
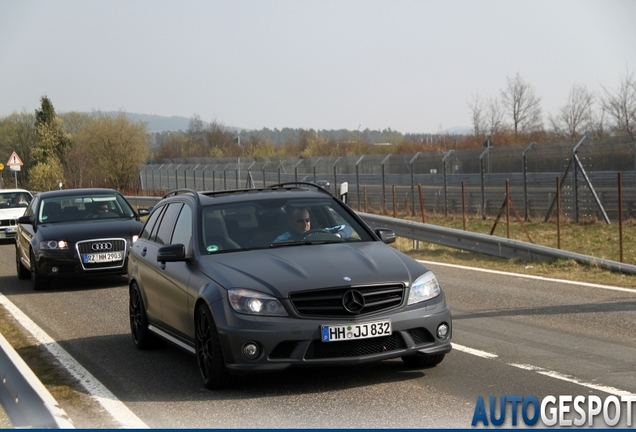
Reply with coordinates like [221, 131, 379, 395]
[31, 332, 431, 403]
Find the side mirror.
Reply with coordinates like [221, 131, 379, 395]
[375, 228, 396, 244]
[157, 244, 186, 262]
[137, 208, 150, 217]
[17, 215, 33, 225]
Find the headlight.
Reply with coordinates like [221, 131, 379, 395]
[132, 235, 139, 243]
[40, 240, 69, 250]
[228, 289, 288, 317]
[408, 271, 441, 305]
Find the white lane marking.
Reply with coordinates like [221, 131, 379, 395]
[452, 343, 498, 358]
[437, 261, 636, 396]
[418, 260, 636, 294]
[0, 293, 148, 428]
[509, 363, 634, 397]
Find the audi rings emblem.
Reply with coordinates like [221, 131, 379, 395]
[91, 242, 113, 251]
[342, 290, 365, 314]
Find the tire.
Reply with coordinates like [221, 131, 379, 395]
[16, 246, 30, 280]
[195, 304, 234, 390]
[30, 250, 50, 291]
[401, 354, 445, 368]
[129, 282, 163, 349]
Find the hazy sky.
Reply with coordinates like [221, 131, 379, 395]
[1, 0, 635, 134]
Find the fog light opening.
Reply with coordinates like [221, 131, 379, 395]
[437, 323, 449, 339]
[242, 342, 260, 360]
[51, 267, 59, 274]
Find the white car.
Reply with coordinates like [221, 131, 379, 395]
[0, 189, 33, 240]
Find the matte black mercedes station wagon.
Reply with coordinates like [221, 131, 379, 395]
[128, 183, 452, 389]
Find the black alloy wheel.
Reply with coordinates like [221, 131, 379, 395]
[129, 283, 163, 349]
[195, 304, 234, 390]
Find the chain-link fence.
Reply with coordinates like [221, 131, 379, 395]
[139, 136, 636, 222]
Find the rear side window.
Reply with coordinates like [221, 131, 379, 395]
[171, 205, 192, 251]
[155, 203, 183, 245]
[140, 205, 165, 240]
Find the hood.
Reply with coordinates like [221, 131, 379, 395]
[196, 242, 428, 298]
[0, 207, 27, 220]
[37, 218, 143, 243]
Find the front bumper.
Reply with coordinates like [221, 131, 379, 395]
[34, 249, 128, 278]
[209, 296, 452, 373]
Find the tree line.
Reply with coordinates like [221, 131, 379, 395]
[1, 71, 634, 191]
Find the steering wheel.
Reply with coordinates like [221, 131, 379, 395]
[301, 228, 330, 240]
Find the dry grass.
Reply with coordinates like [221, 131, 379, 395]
[385, 210, 636, 288]
[0, 307, 119, 428]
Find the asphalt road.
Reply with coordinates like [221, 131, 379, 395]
[0, 242, 635, 428]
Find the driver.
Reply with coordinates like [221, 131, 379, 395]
[274, 207, 311, 242]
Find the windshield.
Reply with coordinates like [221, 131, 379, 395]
[201, 197, 373, 253]
[39, 194, 136, 223]
[0, 191, 31, 208]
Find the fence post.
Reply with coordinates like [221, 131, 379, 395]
[522, 142, 536, 221]
[381, 154, 392, 215]
[409, 153, 421, 217]
[442, 150, 454, 216]
[293, 159, 303, 183]
[557, 176, 561, 249]
[355, 156, 365, 211]
[261, 161, 270, 187]
[479, 147, 491, 219]
[619, 172, 624, 262]
[312, 158, 322, 184]
[333, 157, 342, 195]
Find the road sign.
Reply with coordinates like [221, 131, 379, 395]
[0, 163, 4, 171]
[7, 151, 24, 166]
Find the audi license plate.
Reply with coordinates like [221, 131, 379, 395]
[321, 320, 391, 342]
[83, 251, 123, 263]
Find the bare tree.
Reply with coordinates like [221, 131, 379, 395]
[500, 73, 543, 142]
[600, 71, 636, 139]
[549, 84, 594, 139]
[486, 97, 507, 138]
[468, 93, 487, 137]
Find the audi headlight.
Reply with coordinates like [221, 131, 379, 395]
[228, 289, 288, 317]
[408, 271, 441, 305]
[40, 240, 69, 250]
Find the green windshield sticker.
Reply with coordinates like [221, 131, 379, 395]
[207, 245, 219, 253]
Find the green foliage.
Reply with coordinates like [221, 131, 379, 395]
[68, 111, 148, 190]
[28, 158, 65, 191]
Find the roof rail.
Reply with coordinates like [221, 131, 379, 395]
[266, 181, 333, 196]
[162, 188, 201, 205]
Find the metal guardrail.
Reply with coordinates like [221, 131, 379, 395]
[359, 212, 636, 276]
[0, 332, 74, 428]
[126, 196, 636, 275]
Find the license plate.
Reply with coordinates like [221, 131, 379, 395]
[83, 251, 123, 263]
[321, 320, 392, 342]
[4, 226, 16, 233]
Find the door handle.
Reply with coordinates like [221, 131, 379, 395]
[141, 247, 147, 257]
